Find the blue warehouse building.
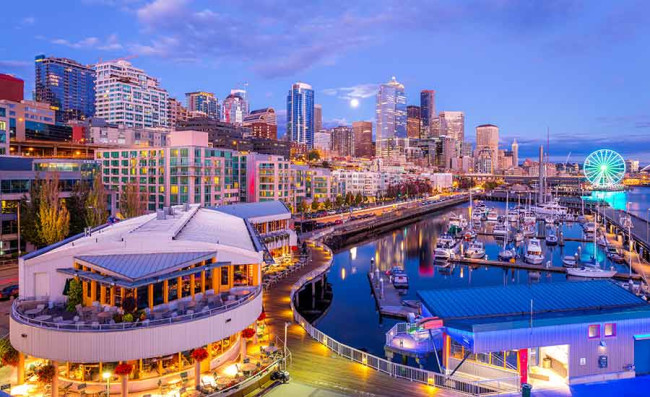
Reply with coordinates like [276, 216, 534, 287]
[418, 281, 650, 387]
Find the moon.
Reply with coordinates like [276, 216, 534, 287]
[350, 98, 360, 108]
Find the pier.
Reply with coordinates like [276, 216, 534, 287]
[448, 257, 642, 281]
[367, 268, 420, 319]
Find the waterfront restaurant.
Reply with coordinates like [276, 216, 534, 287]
[215, 201, 297, 262]
[418, 281, 650, 386]
[10, 204, 267, 395]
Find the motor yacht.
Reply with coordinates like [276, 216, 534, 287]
[486, 209, 499, 223]
[562, 255, 577, 267]
[493, 223, 508, 237]
[524, 238, 544, 264]
[465, 241, 486, 259]
[498, 248, 516, 261]
[434, 234, 459, 260]
[531, 200, 568, 217]
[546, 230, 558, 246]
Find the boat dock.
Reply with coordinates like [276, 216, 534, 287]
[367, 267, 420, 319]
[448, 257, 642, 281]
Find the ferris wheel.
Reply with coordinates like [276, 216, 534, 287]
[583, 149, 626, 188]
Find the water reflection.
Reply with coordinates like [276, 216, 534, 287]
[588, 187, 650, 219]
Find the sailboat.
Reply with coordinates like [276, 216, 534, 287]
[567, 205, 616, 279]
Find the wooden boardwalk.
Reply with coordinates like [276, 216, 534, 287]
[263, 246, 460, 397]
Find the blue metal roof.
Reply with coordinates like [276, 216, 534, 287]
[76, 251, 216, 281]
[418, 280, 647, 321]
[212, 201, 290, 220]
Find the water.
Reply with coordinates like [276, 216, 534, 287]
[588, 186, 650, 219]
[316, 201, 632, 358]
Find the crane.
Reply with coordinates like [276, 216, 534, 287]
[564, 152, 572, 167]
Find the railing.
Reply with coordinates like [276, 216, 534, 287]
[385, 322, 436, 354]
[290, 240, 519, 396]
[11, 287, 261, 332]
[205, 357, 283, 396]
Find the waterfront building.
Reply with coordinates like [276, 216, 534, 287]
[476, 124, 499, 173]
[34, 55, 95, 123]
[420, 281, 650, 385]
[243, 108, 277, 140]
[0, 74, 24, 102]
[314, 104, 323, 133]
[94, 60, 169, 128]
[376, 77, 407, 159]
[167, 97, 188, 128]
[420, 90, 436, 137]
[10, 204, 264, 394]
[221, 89, 249, 125]
[419, 172, 453, 190]
[0, 156, 99, 256]
[439, 111, 464, 157]
[330, 126, 354, 157]
[186, 91, 219, 120]
[84, 118, 169, 147]
[245, 153, 291, 204]
[626, 159, 640, 174]
[313, 131, 331, 158]
[512, 138, 519, 168]
[290, 165, 335, 209]
[352, 121, 373, 158]
[332, 169, 380, 198]
[286, 82, 315, 148]
[407, 105, 421, 139]
[97, 130, 241, 212]
[215, 200, 297, 260]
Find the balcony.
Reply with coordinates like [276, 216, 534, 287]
[10, 287, 262, 363]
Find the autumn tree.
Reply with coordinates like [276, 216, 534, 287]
[324, 198, 332, 209]
[298, 200, 309, 214]
[311, 198, 320, 211]
[86, 172, 108, 227]
[20, 176, 45, 248]
[38, 173, 70, 246]
[119, 182, 147, 219]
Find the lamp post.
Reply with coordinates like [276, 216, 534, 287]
[284, 321, 291, 370]
[102, 371, 111, 396]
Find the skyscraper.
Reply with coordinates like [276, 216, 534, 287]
[222, 89, 249, 125]
[352, 121, 373, 158]
[420, 90, 435, 136]
[186, 91, 219, 119]
[314, 104, 323, 132]
[406, 105, 421, 139]
[35, 55, 95, 123]
[94, 59, 169, 128]
[286, 82, 315, 148]
[476, 124, 500, 172]
[375, 77, 407, 158]
[511, 138, 519, 167]
[330, 126, 354, 157]
[439, 111, 465, 156]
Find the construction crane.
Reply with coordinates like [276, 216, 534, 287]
[564, 152, 572, 166]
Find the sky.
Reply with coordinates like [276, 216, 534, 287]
[2, 0, 650, 162]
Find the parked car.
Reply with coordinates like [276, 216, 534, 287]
[0, 284, 19, 300]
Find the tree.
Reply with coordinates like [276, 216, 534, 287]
[354, 192, 363, 206]
[20, 176, 45, 248]
[65, 278, 83, 312]
[119, 182, 146, 219]
[307, 150, 321, 162]
[324, 198, 332, 209]
[86, 172, 108, 227]
[311, 198, 320, 211]
[38, 173, 70, 246]
[335, 195, 345, 208]
[345, 192, 354, 206]
[299, 200, 309, 214]
[67, 181, 89, 236]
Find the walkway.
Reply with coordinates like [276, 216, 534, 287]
[600, 207, 650, 284]
[263, 246, 459, 397]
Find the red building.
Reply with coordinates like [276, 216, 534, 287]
[0, 74, 24, 102]
[249, 122, 277, 140]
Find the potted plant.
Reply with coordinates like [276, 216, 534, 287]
[36, 363, 56, 385]
[190, 348, 209, 389]
[240, 328, 256, 359]
[114, 363, 133, 397]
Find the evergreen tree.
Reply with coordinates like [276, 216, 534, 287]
[86, 172, 108, 227]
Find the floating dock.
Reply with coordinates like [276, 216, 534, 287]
[367, 268, 420, 319]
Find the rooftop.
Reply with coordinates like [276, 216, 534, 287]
[418, 281, 648, 321]
[213, 201, 291, 222]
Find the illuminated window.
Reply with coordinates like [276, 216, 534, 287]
[588, 324, 600, 339]
[604, 323, 616, 337]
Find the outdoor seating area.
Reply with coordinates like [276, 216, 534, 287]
[13, 287, 260, 331]
[262, 256, 308, 290]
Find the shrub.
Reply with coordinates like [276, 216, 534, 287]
[65, 279, 83, 312]
[190, 348, 209, 362]
[36, 364, 56, 384]
[114, 363, 133, 376]
[241, 328, 256, 339]
[123, 313, 134, 322]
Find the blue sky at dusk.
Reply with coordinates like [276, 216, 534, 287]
[2, 0, 650, 161]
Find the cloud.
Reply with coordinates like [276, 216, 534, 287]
[322, 84, 379, 100]
[323, 118, 350, 128]
[51, 34, 122, 51]
[0, 60, 31, 68]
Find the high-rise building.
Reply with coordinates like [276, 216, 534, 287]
[375, 77, 407, 158]
[352, 121, 373, 158]
[168, 97, 188, 128]
[34, 55, 95, 123]
[286, 82, 315, 148]
[476, 124, 499, 172]
[407, 105, 421, 139]
[243, 108, 277, 140]
[314, 104, 323, 132]
[94, 60, 169, 128]
[330, 126, 354, 157]
[439, 111, 464, 156]
[222, 89, 249, 125]
[313, 131, 331, 157]
[186, 91, 219, 119]
[0, 74, 24, 102]
[420, 90, 435, 136]
[511, 138, 519, 168]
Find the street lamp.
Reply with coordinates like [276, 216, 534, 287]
[283, 321, 291, 370]
[102, 371, 111, 396]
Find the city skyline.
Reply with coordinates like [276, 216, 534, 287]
[1, 1, 650, 160]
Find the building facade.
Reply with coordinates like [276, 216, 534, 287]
[167, 97, 188, 128]
[287, 82, 315, 148]
[34, 55, 96, 123]
[94, 60, 169, 128]
[243, 108, 277, 140]
[352, 121, 373, 158]
[407, 105, 421, 139]
[221, 90, 248, 125]
[330, 126, 354, 157]
[186, 91, 219, 120]
[313, 131, 331, 157]
[439, 111, 464, 157]
[476, 124, 499, 172]
[420, 90, 436, 137]
[376, 77, 407, 158]
[314, 104, 323, 133]
[0, 74, 24, 102]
